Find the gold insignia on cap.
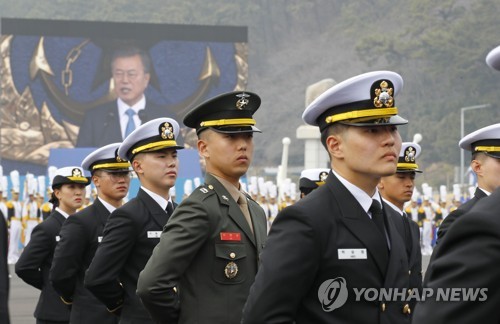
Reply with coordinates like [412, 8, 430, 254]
[404, 146, 416, 162]
[224, 261, 238, 279]
[72, 168, 82, 177]
[160, 122, 175, 140]
[115, 149, 125, 163]
[319, 171, 328, 182]
[373, 80, 394, 108]
[235, 93, 250, 110]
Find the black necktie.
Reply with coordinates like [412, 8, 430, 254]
[370, 200, 386, 236]
[402, 212, 413, 256]
[165, 202, 174, 217]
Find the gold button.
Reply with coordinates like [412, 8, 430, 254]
[229, 252, 236, 259]
[173, 287, 177, 293]
[381, 303, 386, 312]
[408, 270, 411, 275]
[208, 185, 214, 189]
[408, 289, 412, 295]
[403, 304, 411, 315]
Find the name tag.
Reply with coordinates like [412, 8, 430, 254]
[338, 248, 367, 260]
[98, 236, 103, 243]
[55, 236, 60, 242]
[147, 231, 162, 238]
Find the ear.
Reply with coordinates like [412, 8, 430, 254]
[326, 133, 343, 159]
[132, 158, 144, 176]
[471, 159, 482, 176]
[144, 72, 151, 84]
[92, 174, 100, 188]
[54, 187, 63, 200]
[377, 180, 384, 190]
[198, 138, 209, 159]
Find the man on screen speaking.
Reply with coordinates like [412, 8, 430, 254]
[76, 45, 167, 147]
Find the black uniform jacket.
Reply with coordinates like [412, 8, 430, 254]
[386, 206, 422, 312]
[0, 212, 9, 324]
[413, 187, 500, 323]
[85, 189, 173, 324]
[242, 172, 411, 324]
[76, 100, 168, 148]
[436, 187, 487, 244]
[50, 198, 118, 324]
[15, 210, 70, 322]
[137, 173, 267, 324]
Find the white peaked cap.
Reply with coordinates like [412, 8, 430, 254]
[486, 45, 500, 71]
[169, 186, 176, 197]
[193, 177, 201, 188]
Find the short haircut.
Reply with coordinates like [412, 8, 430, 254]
[320, 123, 348, 152]
[111, 46, 152, 74]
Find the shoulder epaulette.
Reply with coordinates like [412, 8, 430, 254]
[42, 203, 51, 212]
[190, 184, 216, 200]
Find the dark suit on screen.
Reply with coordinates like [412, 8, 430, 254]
[76, 100, 168, 148]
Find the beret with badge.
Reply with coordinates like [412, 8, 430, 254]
[302, 71, 408, 131]
[51, 166, 91, 189]
[397, 142, 423, 173]
[459, 123, 500, 159]
[183, 91, 262, 134]
[81, 143, 131, 173]
[118, 118, 184, 161]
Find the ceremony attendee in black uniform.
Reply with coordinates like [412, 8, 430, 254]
[243, 71, 412, 323]
[436, 123, 500, 243]
[50, 143, 131, 323]
[0, 204, 9, 324]
[85, 118, 182, 323]
[298, 168, 329, 198]
[76, 46, 168, 147]
[16, 167, 89, 324]
[413, 187, 500, 323]
[378, 141, 423, 313]
[137, 91, 267, 324]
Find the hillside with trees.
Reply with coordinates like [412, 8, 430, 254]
[1, 0, 499, 187]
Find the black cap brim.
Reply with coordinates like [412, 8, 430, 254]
[206, 125, 261, 134]
[339, 115, 408, 127]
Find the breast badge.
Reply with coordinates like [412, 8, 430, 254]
[224, 261, 238, 279]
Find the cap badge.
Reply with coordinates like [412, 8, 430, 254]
[115, 149, 125, 162]
[71, 168, 82, 177]
[160, 122, 175, 140]
[404, 146, 416, 162]
[235, 93, 250, 110]
[319, 171, 328, 182]
[373, 80, 394, 108]
[224, 261, 238, 279]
